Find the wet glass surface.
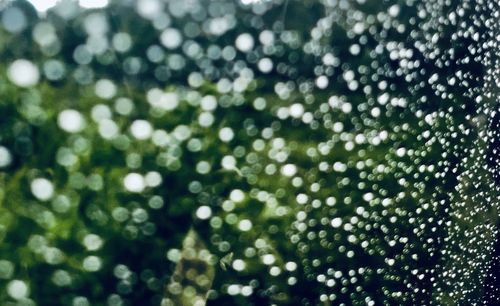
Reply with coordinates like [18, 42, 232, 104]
[0, 0, 498, 305]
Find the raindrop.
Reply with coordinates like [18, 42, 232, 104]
[82, 234, 103, 251]
[130, 120, 153, 140]
[31, 178, 55, 201]
[7, 280, 28, 300]
[235, 33, 254, 53]
[7, 60, 40, 87]
[160, 28, 182, 49]
[58, 110, 86, 133]
[196, 206, 212, 220]
[0, 146, 12, 168]
[123, 173, 145, 193]
[82, 256, 102, 272]
[1, 7, 26, 33]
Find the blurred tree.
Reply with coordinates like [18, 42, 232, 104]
[0, 0, 498, 305]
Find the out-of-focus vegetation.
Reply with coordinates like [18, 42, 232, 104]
[0, 0, 498, 305]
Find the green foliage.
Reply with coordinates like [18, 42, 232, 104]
[0, 0, 498, 305]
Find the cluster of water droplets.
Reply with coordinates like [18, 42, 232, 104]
[0, 0, 498, 305]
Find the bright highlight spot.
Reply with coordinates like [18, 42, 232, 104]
[7, 59, 40, 87]
[58, 110, 86, 133]
[31, 178, 55, 201]
[27, 0, 59, 12]
[123, 173, 145, 193]
[79, 0, 109, 9]
[7, 280, 28, 300]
